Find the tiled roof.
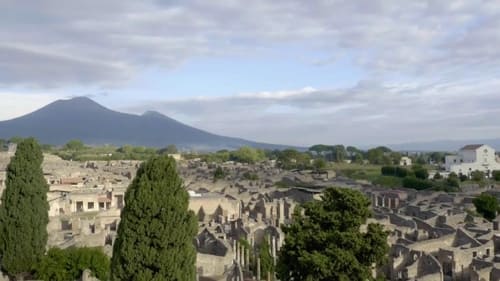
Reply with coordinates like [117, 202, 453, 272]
[459, 144, 484, 151]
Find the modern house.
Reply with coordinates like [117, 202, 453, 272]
[445, 144, 500, 177]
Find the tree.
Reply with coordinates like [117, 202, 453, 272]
[473, 193, 499, 221]
[111, 155, 197, 281]
[277, 187, 388, 281]
[158, 144, 178, 155]
[493, 170, 500, 181]
[63, 139, 85, 151]
[259, 236, 274, 280]
[331, 145, 347, 162]
[35, 247, 110, 281]
[0, 138, 50, 280]
[277, 149, 311, 170]
[213, 166, 226, 182]
[471, 170, 485, 182]
[412, 166, 429, 180]
[230, 146, 266, 164]
[313, 158, 327, 171]
[366, 147, 392, 165]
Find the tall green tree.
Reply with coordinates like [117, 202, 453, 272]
[0, 138, 50, 280]
[277, 187, 388, 281]
[259, 236, 274, 280]
[473, 193, 499, 221]
[111, 155, 197, 281]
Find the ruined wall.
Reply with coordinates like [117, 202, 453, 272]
[197, 252, 233, 277]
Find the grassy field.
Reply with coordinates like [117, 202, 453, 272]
[328, 163, 382, 182]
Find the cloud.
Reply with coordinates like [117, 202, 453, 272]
[1, 0, 500, 87]
[0, 92, 59, 121]
[124, 77, 500, 146]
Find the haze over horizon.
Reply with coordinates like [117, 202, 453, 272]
[2, 1, 500, 147]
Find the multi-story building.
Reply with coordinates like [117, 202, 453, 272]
[445, 144, 500, 177]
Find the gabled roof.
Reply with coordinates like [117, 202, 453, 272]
[459, 144, 485, 151]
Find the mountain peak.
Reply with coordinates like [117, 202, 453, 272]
[48, 96, 108, 112]
[142, 110, 166, 118]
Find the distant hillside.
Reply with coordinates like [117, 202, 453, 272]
[0, 97, 295, 151]
[388, 139, 500, 152]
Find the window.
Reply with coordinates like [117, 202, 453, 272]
[88, 202, 95, 209]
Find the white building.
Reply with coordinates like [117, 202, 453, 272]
[445, 144, 500, 177]
[400, 156, 412, 166]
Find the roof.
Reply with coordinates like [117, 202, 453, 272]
[460, 144, 485, 151]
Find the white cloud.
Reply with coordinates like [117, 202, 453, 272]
[123, 77, 500, 146]
[1, 0, 500, 87]
[0, 93, 59, 121]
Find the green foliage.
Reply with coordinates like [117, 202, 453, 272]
[0, 139, 6, 151]
[493, 170, 500, 181]
[412, 166, 429, 180]
[8, 136, 24, 144]
[111, 155, 197, 281]
[473, 193, 499, 221]
[35, 247, 110, 281]
[471, 170, 485, 182]
[259, 236, 274, 280]
[55, 144, 159, 161]
[230, 146, 266, 164]
[429, 152, 446, 164]
[308, 144, 346, 162]
[0, 138, 49, 279]
[213, 166, 226, 182]
[366, 147, 393, 165]
[313, 158, 327, 171]
[402, 177, 433, 190]
[446, 176, 460, 188]
[459, 174, 468, 182]
[381, 166, 409, 178]
[277, 149, 312, 170]
[433, 172, 443, 180]
[372, 176, 403, 188]
[277, 187, 389, 281]
[64, 139, 86, 151]
[158, 144, 178, 155]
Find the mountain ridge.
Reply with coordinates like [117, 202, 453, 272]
[0, 97, 297, 151]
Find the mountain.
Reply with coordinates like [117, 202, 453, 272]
[0, 97, 296, 151]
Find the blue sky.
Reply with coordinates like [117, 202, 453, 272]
[1, 0, 500, 146]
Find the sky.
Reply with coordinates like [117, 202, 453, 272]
[1, 0, 500, 147]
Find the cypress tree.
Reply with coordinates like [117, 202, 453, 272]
[111, 155, 197, 281]
[0, 138, 49, 280]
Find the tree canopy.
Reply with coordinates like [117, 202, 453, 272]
[35, 247, 110, 281]
[63, 139, 86, 151]
[473, 193, 499, 221]
[111, 155, 197, 281]
[277, 187, 388, 281]
[0, 138, 50, 279]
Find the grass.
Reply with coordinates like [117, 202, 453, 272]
[329, 163, 382, 182]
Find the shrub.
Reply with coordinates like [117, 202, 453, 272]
[493, 170, 500, 181]
[402, 177, 433, 190]
[35, 247, 110, 281]
[471, 170, 485, 182]
[213, 166, 226, 182]
[413, 168, 429, 180]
